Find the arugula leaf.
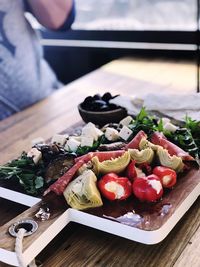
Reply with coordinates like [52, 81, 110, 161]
[0, 152, 45, 196]
[157, 118, 164, 132]
[185, 116, 200, 133]
[183, 115, 200, 158]
[129, 107, 160, 135]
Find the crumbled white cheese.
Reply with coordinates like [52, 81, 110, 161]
[65, 138, 81, 152]
[160, 118, 178, 133]
[81, 122, 103, 141]
[162, 117, 170, 126]
[51, 134, 67, 146]
[81, 136, 94, 147]
[95, 127, 104, 138]
[163, 122, 178, 133]
[105, 181, 125, 199]
[27, 148, 42, 164]
[69, 136, 81, 142]
[120, 116, 133, 127]
[105, 127, 119, 141]
[147, 179, 162, 194]
[31, 137, 44, 146]
[119, 126, 132, 141]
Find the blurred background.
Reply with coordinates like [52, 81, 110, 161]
[26, 0, 198, 85]
[73, 0, 196, 31]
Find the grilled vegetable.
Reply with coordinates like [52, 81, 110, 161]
[129, 148, 154, 164]
[45, 154, 75, 183]
[157, 147, 184, 172]
[139, 137, 159, 151]
[63, 170, 103, 210]
[92, 151, 130, 175]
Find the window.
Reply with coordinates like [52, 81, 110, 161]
[73, 0, 197, 31]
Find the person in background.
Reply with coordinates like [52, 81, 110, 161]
[0, 0, 75, 120]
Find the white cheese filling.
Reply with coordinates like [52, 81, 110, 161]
[105, 181, 125, 199]
[162, 175, 172, 185]
[147, 179, 162, 194]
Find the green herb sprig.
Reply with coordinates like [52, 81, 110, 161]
[128, 107, 160, 136]
[0, 152, 45, 196]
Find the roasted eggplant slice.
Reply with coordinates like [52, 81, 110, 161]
[98, 142, 125, 151]
[35, 144, 67, 165]
[45, 154, 75, 183]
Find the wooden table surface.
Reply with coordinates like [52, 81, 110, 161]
[0, 57, 200, 267]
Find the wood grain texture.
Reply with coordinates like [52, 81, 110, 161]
[0, 57, 199, 267]
[88, 168, 200, 231]
[0, 199, 27, 227]
[35, 197, 200, 267]
[0, 195, 67, 253]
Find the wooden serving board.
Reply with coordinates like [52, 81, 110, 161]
[0, 167, 200, 266]
[1, 121, 200, 266]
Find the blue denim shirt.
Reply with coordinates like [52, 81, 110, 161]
[0, 0, 75, 120]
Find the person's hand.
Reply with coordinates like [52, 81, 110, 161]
[27, 0, 73, 30]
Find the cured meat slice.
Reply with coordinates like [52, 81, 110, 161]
[125, 130, 147, 150]
[151, 132, 194, 161]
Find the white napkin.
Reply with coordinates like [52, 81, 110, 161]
[110, 93, 200, 121]
[143, 93, 200, 111]
[143, 93, 200, 121]
[110, 95, 141, 115]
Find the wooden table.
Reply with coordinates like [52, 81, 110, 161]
[0, 57, 200, 267]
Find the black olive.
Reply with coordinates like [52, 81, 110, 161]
[90, 100, 107, 111]
[93, 94, 102, 101]
[83, 96, 93, 104]
[102, 92, 112, 102]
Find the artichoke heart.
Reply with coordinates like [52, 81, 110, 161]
[63, 170, 103, 210]
[157, 147, 184, 172]
[129, 148, 154, 164]
[139, 137, 160, 151]
[92, 151, 130, 175]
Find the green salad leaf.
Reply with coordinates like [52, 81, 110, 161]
[128, 108, 200, 163]
[128, 107, 160, 135]
[0, 152, 45, 196]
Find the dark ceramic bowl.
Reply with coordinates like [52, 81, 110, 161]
[78, 103, 127, 126]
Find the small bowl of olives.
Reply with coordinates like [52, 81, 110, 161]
[78, 92, 127, 126]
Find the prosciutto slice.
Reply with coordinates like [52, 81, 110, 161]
[125, 130, 147, 150]
[151, 132, 194, 161]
